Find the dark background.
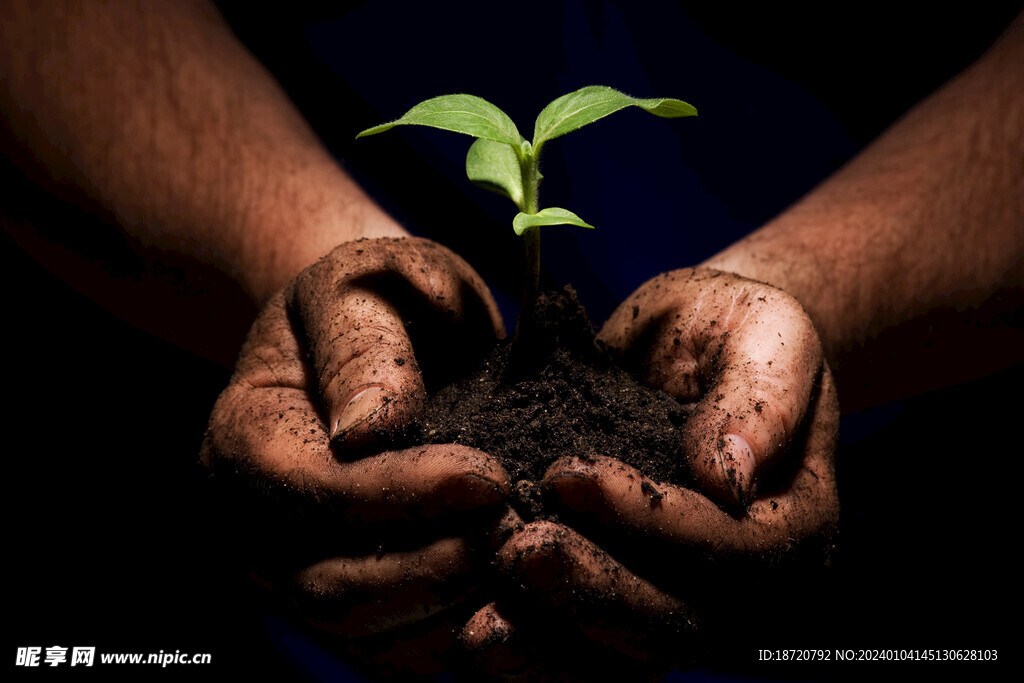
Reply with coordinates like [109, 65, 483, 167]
[5, 1, 1020, 679]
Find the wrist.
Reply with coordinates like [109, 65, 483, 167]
[236, 159, 408, 305]
[701, 224, 830, 317]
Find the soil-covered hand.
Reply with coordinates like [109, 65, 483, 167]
[200, 237, 511, 676]
[596, 267, 838, 508]
[465, 268, 839, 677]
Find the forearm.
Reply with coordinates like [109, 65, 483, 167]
[703, 14, 1023, 411]
[0, 0, 405, 307]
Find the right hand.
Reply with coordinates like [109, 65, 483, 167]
[200, 237, 510, 676]
[461, 269, 840, 679]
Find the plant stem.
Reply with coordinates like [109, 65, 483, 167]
[522, 150, 540, 215]
[519, 152, 542, 337]
[524, 226, 541, 307]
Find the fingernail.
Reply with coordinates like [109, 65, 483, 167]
[331, 385, 392, 441]
[517, 547, 561, 590]
[442, 473, 505, 510]
[721, 433, 756, 503]
[544, 472, 599, 511]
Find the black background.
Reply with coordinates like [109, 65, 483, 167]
[5, 2, 1020, 680]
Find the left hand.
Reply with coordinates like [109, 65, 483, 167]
[462, 268, 840, 677]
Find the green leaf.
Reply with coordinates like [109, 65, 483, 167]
[356, 94, 521, 145]
[466, 138, 525, 208]
[512, 207, 595, 236]
[532, 85, 696, 149]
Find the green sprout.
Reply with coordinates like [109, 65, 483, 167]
[357, 85, 696, 326]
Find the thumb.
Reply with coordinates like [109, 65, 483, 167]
[683, 308, 823, 506]
[291, 278, 425, 453]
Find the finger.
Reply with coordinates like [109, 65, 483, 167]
[544, 456, 833, 558]
[289, 238, 503, 452]
[746, 363, 839, 535]
[205, 387, 508, 525]
[292, 537, 475, 637]
[461, 602, 533, 679]
[486, 506, 526, 551]
[496, 521, 696, 663]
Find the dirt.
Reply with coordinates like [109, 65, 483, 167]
[409, 286, 693, 519]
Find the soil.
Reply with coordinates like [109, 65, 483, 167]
[410, 286, 693, 519]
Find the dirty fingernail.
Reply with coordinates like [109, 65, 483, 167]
[545, 472, 600, 511]
[331, 385, 392, 442]
[442, 473, 505, 510]
[721, 433, 756, 503]
[516, 546, 562, 590]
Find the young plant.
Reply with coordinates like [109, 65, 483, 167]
[356, 85, 696, 327]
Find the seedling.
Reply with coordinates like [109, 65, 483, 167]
[357, 85, 696, 326]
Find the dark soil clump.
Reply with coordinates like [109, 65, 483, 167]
[412, 286, 693, 518]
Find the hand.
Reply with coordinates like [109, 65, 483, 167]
[465, 268, 839, 677]
[200, 237, 511, 676]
